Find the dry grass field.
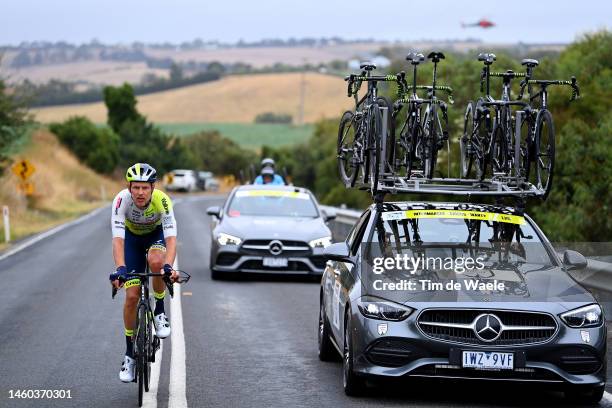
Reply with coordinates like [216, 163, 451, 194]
[32, 72, 353, 124]
[0, 130, 123, 247]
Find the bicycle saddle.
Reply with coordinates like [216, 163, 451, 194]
[477, 53, 496, 65]
[406, 52, 425, 65]
[427, 52, 445, 63]
[359, 62, 377, 71]
[521, 58, 539, 67]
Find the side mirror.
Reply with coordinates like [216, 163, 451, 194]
[323, 242, 354, 264]
[563, 250, 587, 271]
[206, 206, 221, 218]
[322, 209, 336, 222]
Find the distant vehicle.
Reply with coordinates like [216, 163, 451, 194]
[206, 184, 336, 280]
[461, 19, 495, 29]
[165, 169, 198, 192]
[197, 171, 220, 192]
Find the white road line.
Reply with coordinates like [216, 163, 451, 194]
[0, 206, 106, 262]
[169, 257, 188, 408]
[143, 341, 163, 408]
[603, 391, 612, 404]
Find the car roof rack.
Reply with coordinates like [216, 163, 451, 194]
[360, 176, 544, 197]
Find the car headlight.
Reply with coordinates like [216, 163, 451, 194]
[309, 236, 332, 249]
[217, 233, 242, 246]
[357, 296, 413, 321]
[560, 304, 603, 328]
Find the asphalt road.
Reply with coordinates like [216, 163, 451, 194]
[1, 195, 611, 408]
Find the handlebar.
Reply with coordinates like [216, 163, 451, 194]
[111, 270, 191, 299]
[519, 76, 580, 101]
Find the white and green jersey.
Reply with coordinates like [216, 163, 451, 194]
[111, 189, 177, 238]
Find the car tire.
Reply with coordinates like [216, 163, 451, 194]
[318, 299, 337, 362]
[343, 312, 366, 396]
[564, 384, 605, 405]
[211, 268, 221, 280]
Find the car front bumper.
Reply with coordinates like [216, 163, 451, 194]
[349, 306, 607, 386]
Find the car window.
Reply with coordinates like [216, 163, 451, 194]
[368, 210, 553, 266]
[346, 210, 370, 255]
[228, 190, 318, 218]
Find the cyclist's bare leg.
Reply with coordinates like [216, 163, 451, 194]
[123, 285, 139, 332]
[148, 248, 165, 295]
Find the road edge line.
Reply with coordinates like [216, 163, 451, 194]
[0, 206, 107, 262]
[169, 256, 188, 408]
[143, 340, 163, 407]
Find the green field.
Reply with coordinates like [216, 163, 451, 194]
[156, 123, 314, 150]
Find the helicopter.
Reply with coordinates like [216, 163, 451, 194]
[461, 18, 495, 29]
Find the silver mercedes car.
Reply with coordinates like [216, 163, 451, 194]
[206, 185, 336, 279]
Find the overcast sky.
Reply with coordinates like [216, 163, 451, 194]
[2, 0, 610, 45]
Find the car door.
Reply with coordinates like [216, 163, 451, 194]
[328, 210, 371, 341]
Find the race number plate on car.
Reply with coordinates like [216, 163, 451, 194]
[462, 351, 514, 370]
[263, 257, 288, 267]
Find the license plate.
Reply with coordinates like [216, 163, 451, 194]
[462, 351, 514, 370]
[262, 257, 288, 267]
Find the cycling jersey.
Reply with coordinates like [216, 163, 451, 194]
[253, 174, 285, 185]
[111, 189, 177, 238]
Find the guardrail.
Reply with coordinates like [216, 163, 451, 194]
[322, 204, 612, 316]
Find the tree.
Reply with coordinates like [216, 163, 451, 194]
[169, 63, 183, 82]
[103, 83, 141, 133]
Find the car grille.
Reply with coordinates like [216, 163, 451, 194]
[241, 240, 311, 256]
[418, 309, 557, 346]
[366, 338, 429, 367]
[410, 365, 563, 382]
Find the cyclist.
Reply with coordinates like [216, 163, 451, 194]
[253, 158, 285, 185]
[109, 163, 179, 383]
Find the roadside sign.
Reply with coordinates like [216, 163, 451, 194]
[18, 182, 35, 196]
[11, 159, 35, 181]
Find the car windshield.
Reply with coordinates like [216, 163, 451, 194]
[366, 208, 554, 267]
[228, 190, 318, 218]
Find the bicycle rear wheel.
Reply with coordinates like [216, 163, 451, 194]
[460, 102, 475, 179]
[533, 110, 555, 199]
[337, 111, 359, 187]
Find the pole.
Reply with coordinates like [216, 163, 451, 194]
[3, 206, 9, 243]
[298, 59, 306, 125]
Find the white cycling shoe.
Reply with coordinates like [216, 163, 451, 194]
[119, 355, 135, 383]
[154, 313, 171, 339]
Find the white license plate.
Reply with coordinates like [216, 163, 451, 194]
[462, 351, 514, 370]
[262, 257, 288, 268]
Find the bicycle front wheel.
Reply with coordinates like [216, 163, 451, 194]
[136, 304, 149, 406]
[422, 107, 437, 179]
[533, 110, 555, 199]
[368, 105, 382, 195]
[337, 111, 359, 187]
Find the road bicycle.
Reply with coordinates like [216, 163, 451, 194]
[461, 53, 528, 180]
[338, 62, 404, 194]
[516, 59, 580, 198]
[112, 265, 190, 407]
[391, 52, 453, 180]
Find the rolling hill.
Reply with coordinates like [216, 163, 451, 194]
[32, 72, 353, 124]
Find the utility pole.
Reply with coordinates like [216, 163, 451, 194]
[298, 58, 306, 125]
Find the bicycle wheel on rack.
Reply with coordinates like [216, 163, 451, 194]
[459, 101, 480, 178]
[337, 111, 359, 187]
[532, 110, 555, 199]
[368, 105, 382, 195]
[377, 97, 393, 179]
[422, 106, 437, 179]
[487, 124, 508, 177]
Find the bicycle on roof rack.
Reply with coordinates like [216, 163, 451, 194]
[337, 62, 405, 195]
[516, 60, 580, 199]
[388, 51, 454, 181]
